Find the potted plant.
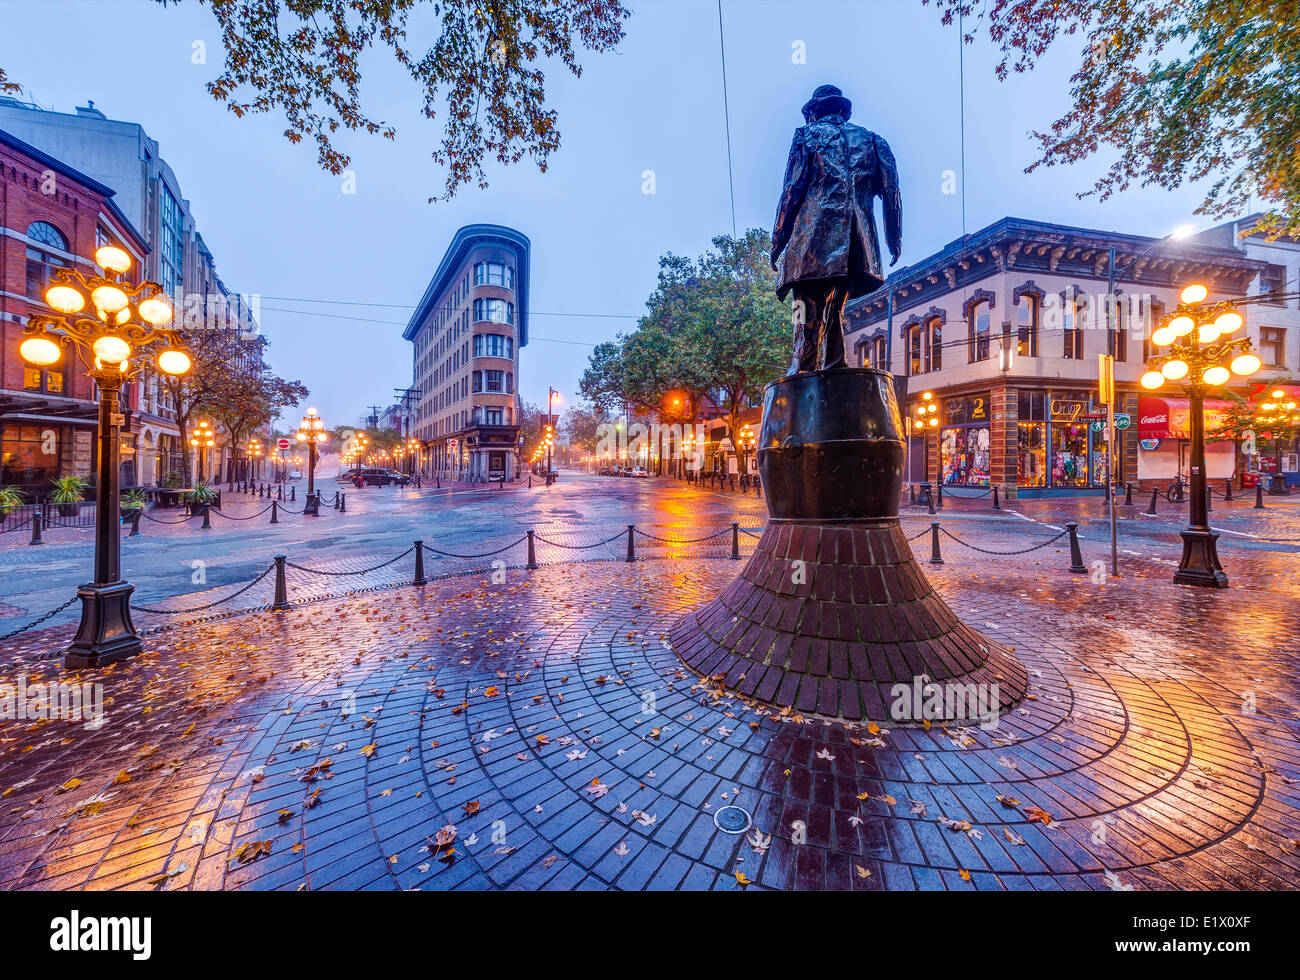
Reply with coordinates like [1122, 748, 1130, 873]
[0, 485, 24, 518]
[120, 489, 146, 519]
[49, 475, 88, 518]
[182, 479, 219, 515]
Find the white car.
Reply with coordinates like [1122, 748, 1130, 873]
[631, 466, 648, 478]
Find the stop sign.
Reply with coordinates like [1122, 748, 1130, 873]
[277, 438, 291, 450]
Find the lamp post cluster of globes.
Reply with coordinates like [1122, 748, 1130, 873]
[1139, 282, 1260, 587]
[296, 407, 328, 514]
[18, 245, 193, 667]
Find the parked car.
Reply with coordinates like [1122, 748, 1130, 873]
[352, 467, 408, 487]
[631, 466, 648, 478]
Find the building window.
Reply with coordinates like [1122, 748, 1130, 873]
[474, 262, 514, 289]
[872, 336, 886, 369]
[25, 246, 65, 301]
[925, 316, 943, 371]
[485, 408, 504, 425]
[1260, 264, 1286, 304]
[27, 221, 67, 250]
[472, 371, 483, 393]
[907, 326, 922, 376]
[1261, 327, 1286, 368]
[1016, 295, 1039, 356]
[473, 334, 513, 358]
[967, 303, 990, 363]
[474, 298, 513, 324]
[159, 184, 183, 296]
[485, 370, 505, 392]
[1063, 295, 1084, 359]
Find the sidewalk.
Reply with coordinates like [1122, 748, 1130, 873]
[0, 536, 1296, 891]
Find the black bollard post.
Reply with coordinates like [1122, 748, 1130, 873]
[333, 491, 339, 510]
[992, 485, 1000, 510]
[1066, 521, 1086, 573]
[1255, 483, 1265, 509]
[278, 484, 284, 501]
[1145, 487, 1158, 515]
[1224, 480, 1233, 502]
[526, 530, 538, 569]
[1124, 482, 1133, 506]
[929, 521, 943, 566]
[626, 524, 636, 562]
[290, 486, 296, 502]
[1206, 485, 1213, 513]
[909, 484, 916, 505]
[272, 555, 290, 610]
[413, 539, 426, 585]
[731, 521, 740, 560]
[936, 484, 944, 510]
[1176, 482, 1186, 503]
[436, 476, 441, 489]
[29, 509, 43, 546]
[927, 489, 936, 516]
[130, 510, 142, 537]
[200, 504, 212, 529]
[339, 493, 346, 513]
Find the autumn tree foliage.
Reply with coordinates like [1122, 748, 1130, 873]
[160, 0, 631, 200]
[927, 0, 1300, 236]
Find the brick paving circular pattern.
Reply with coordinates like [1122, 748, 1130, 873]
[0, 554, 1296, 891]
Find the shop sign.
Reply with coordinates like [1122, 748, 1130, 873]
[1051, 397, 1088, 420]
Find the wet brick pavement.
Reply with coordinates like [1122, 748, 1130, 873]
[0, 531, 1297, 891]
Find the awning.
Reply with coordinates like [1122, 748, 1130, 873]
[0, 412, 98, 428]
[1137, 395, 1234, 440]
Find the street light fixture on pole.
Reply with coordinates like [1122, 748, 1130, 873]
[190, 420, 215, 482]
[17, 243, 191, 668]
[296, 407, 328, 514]
[546, 387, 560, 485]
[1141, 282, 1260, 587]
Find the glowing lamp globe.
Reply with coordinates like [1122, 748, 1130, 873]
[1180, 283, 1209, 304]
[1231, 353, 1262, 376]
[94, 245, 132, 275]
[1197, 322, 1222, 343]
[1203, 365, 1231, 386]
[45, 285, 85, 313]
[157, 349, 192, 375]
[1140, 370, 1165, 390]
[92, 334, 131, 364]
[1271, 389, 1285, 399]
[138, 296, 174, 325]
[1215, 312, 1243, 334]
[90, 284, 129, 314]
[1161, 359, 1189, 381]
[19, 335, 61, 366]
[1150, 326, 1177, 347]
[1168, 315, 1195, 338]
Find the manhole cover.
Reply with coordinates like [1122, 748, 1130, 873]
[713, 805, 752, 835]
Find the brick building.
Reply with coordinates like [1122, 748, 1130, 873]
[845, 217, 1267, 497]
[0, 127, 150, 496]
[405, 224, 529, 482]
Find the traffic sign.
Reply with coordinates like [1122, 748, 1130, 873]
[277, 437, 291, 450]
[1114, 413, 1131, 430]
[1090, 420, 1105, 433]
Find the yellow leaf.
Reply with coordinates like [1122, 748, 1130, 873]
[734, 870, 752, 887]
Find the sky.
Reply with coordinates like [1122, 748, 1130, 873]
[0, 0, 1222, 427]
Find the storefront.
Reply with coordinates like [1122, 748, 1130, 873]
[1137, 394, 1236, 483]
[939, 392, 991, 486]
[1016, 389, 1108, 492]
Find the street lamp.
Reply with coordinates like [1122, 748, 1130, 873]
[1142, 283, 1259, 587]
[296, 407, 328, 513]
[546, 387, 560, 485]
[189, 420, 215, 482]
[18, 243, 191, 667]
[739, 424, 756, 487]
[247, 438, 262, 482]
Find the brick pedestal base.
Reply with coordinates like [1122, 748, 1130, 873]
[669, 519, 1027, 722]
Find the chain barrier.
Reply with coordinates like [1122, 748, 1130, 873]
[906, 525, 933, 542]
[632, 527, 732, 544]
[534, 531, 627, 550]
[0, 596, 80, 641]
[286, 548, 415, 577]
[209, 504, 275, 521]
[140, 510, 196, 525]
[938, 526, 1069, 555]
[129, 563, 276, 615]
[423, 537, 528, 558]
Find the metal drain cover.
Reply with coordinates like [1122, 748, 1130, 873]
[713, 805, 752, 835]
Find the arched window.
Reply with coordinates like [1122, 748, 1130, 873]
[1063, 291, 1085, 359]
[967, 301, 991, 363]
[26, 221, 68, 250]
[25, 222, 69, 302]
[906, 322, 923, 376]
[926, 315, 943, 371]
[1017, 294, 1039, 356]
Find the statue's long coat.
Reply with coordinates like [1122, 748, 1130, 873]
[772, 115, 902, 301]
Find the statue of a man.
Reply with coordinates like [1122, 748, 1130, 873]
[771, 84, 902, 374]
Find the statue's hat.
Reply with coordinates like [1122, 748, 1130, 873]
[801, 84, 852, 122]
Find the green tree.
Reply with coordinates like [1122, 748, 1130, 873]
[928, 0, 1300, 236]
[560, 402, 611, 453]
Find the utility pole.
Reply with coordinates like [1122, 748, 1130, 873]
[1100, 352, 1118, 578]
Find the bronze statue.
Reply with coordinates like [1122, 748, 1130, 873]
[771, 84, 902, 374]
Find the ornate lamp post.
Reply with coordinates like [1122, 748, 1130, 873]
[739, 424, 756, 487]
[189, 420, 215, 482]
[296, 408, 327, 513]
[18, 244, 191, 667]
[1141, 283, 1260, 587]
[247, 438, 263, 483]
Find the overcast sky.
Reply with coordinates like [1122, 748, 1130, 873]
[1, 0, 1221, 426]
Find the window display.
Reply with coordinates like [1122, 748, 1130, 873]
[1017, 423, 1046, 487]
[1051, 423, 1090, 487]
[941, 426, 990, 486]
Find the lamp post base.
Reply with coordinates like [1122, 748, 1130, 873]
[64, 580, 142, 669]
[1173, 529, 1229, 588]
